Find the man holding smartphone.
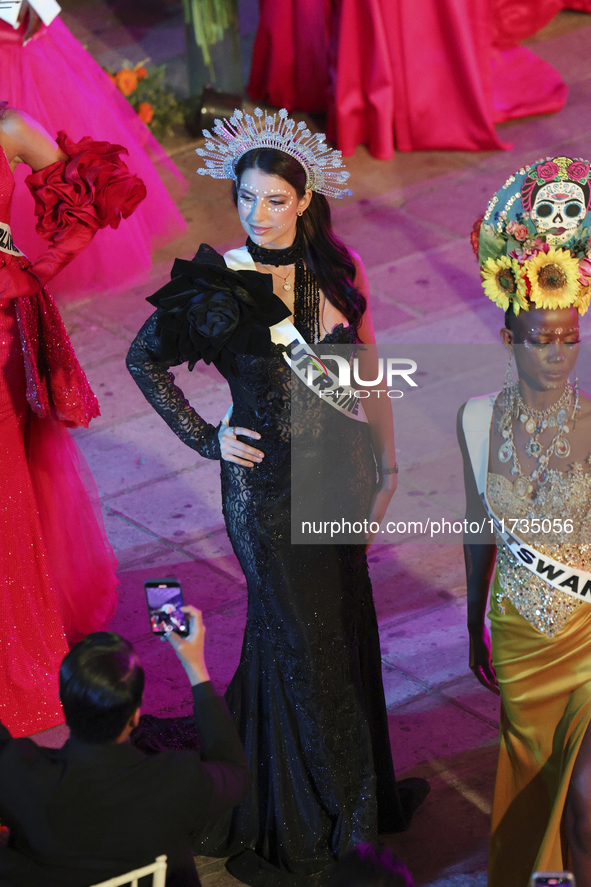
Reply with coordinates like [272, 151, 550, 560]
[0, 606, 249, 886]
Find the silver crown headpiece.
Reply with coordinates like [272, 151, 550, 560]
[196, 107, 353, 200]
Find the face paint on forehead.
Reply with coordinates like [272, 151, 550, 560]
[521, 327, 580, 346]
[526, 326, 578, 334]
[540, 181, 582, 198]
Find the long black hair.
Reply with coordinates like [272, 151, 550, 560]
[233, 148, 367, 331]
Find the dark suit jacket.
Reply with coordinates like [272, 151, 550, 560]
[0, 682, 249, 887]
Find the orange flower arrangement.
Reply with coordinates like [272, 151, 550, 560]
[115, 69, 138, 96]
[103, 58, 183, 141]
[138, 102, 154, 124]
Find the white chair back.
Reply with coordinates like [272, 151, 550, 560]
[88, 855, 167, 887]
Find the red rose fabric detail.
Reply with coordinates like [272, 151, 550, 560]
[25, 131, 146, 241]
[12, 130, 145, 425]
[536, 161, 559, 182]
[567, 161, 591, 182]
[22, 132, 146, 286]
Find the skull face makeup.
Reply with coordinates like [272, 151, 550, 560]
[531, 181, 587, 245]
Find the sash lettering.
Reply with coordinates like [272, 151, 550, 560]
[536, 559, 565, 581]
[0, 222, 24, 257]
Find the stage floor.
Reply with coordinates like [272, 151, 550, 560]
[31, 6, 591, 884]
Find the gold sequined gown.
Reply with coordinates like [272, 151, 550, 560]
[487, 466, 591, 886]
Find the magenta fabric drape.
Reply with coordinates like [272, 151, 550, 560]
[248, 0, 590, 156]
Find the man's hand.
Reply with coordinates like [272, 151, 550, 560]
[165, 605, 211, 686]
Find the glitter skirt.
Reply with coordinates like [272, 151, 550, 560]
[0, 298, 118, 736]
[488, 578, 591, 886]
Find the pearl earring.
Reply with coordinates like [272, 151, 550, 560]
[297, 210, 304, 217]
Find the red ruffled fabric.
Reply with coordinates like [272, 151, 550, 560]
[27, 131, 146, 236]
[25, 132, 146, 286]
[9, 132, 147, 427]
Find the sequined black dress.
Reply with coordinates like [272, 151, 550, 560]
[126, 252, 406, 886]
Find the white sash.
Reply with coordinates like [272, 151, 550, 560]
[0, 222, 24, 257]
[224, 247, 367, 423]
[0, 0, 61, 29]
[462, 394, 591, 603]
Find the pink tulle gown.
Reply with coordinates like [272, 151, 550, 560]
[0, 16, 188, 301]
[0, 137, 127, 737]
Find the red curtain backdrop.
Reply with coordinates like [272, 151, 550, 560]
[249, 0, 591, 157]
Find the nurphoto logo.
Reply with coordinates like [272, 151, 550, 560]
[306, 352, 418, 399]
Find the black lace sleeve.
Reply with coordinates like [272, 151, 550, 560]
[126, 310, 222, 460]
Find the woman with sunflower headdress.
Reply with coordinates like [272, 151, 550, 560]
[460, 156, 591, 886]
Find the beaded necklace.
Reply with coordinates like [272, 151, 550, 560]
[497, 380, 580, 497]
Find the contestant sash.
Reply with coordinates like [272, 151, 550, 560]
[0, 0, 61, 28]
[224, 247, 367, 423]
[0, 222, 24, 257]
[462, 394, 591, 603]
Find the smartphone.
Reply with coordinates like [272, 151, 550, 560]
[530, 874, 576, 887]
[144, 578, 189, 637]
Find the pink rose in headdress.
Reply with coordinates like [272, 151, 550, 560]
[579, 256, 591, 285]
[506, 220, 528, 241]
[536, 161, 559, 182]
[567, 161, 591, 182]
[514, 225, 528, 241]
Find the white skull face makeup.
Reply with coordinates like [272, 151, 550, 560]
[531, 181, 587, 245]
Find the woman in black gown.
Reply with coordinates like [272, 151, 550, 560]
[127, 109, 427, 886]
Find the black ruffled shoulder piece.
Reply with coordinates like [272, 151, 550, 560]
[146, 243, 291, 373]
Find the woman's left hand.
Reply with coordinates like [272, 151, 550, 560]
[365, 475, 397, 550]
[218, 404, 263, 467]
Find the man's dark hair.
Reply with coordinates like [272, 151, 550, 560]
[329, 843, 414, 886]
[59, 633, 144, 743]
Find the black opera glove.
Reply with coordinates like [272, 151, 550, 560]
[126, 311, 222, 460]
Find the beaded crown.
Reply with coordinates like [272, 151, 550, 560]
[472, 156, 591, 315]
[196, 107, 353, 200]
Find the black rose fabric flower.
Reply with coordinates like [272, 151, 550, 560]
[146, 244, 291, 372]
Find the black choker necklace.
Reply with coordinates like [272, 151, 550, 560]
[246, 236, 304, 267]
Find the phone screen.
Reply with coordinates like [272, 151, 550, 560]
[145, 580, 189, 637]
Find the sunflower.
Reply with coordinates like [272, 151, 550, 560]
[525, 247, 581, 310]
[481, 256, 528, 312]
[575, 285, 591, 316]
